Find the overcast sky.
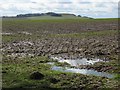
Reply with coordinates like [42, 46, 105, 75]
[0, 0, 119, 18]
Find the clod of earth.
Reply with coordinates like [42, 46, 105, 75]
[49, 77, 60, 84]
[2, 71, 7, 73]
[29, 71, 44, 80]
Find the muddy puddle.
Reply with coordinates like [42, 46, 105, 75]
[48, 56, 114, 78]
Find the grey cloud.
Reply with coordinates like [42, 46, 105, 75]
[31, 2, 37, 4]
[58, 2, 72, 4]
[78, 2, 91, 4]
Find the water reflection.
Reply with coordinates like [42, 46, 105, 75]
[49, 56, 113, 78]
[52, 66, 114, 78]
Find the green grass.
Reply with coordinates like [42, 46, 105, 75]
[114, 74, 120, 80]
[2, 30, 118, 43]
[3, 17, 119, 23]
[2, 56, 119, 89]
[2, 56, 52, 88]
[2, 34, 32, 42]
[95, 18, 119, 21]
[47, 30, 118, 38]
[3, 18, 90, 23]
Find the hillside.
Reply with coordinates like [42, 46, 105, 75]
[2, 12, 93, 19]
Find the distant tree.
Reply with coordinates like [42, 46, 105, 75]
[83, 16, 93, 19]
[16, 13, 43, 17]
[78, 15, 81, 17]
[51, 13, 62, 17]
[45, 12, 62, 17]
[83, 16, 89, 18]
[46, 12, 55, 15]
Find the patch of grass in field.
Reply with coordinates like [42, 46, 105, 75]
[2, 35, 15, 42]
[2, 34, 32, 42]
[2, 30, 118, 43]
[49, 30, 118, 38]
[95, 18, 119, 21]
[3, 17, 119, 23]
[114, 74, 120, 80]
[2, 56, 51, 88]
[2, 33, 46, 42]
[1, 18, 111, 23]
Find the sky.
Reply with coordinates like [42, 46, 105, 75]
[0, 0, 119, 18]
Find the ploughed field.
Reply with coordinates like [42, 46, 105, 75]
[2, 18, 120, 89]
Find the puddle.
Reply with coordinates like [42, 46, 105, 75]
[18, 31, 32, 35]
[47, 62, 55, 65]
[7, 53, 35, 58]
[1, 32, 31, 35]
[51, 66, 114, 78]
[1, 32, 13, 35]
[50, 56, 105, 67]
[12, 41, 34, 46]
[48, 56, 114, 78]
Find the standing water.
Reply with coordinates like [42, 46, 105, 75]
[51, 66, 114, 78]
[48, 56, 114, 78]
[50, 56, 106, 66]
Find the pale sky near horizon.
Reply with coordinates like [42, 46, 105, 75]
[0, 0, 119, 18]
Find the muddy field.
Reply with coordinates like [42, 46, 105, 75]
[2, 18, 120, 89]
[2, 35, 118, 59]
